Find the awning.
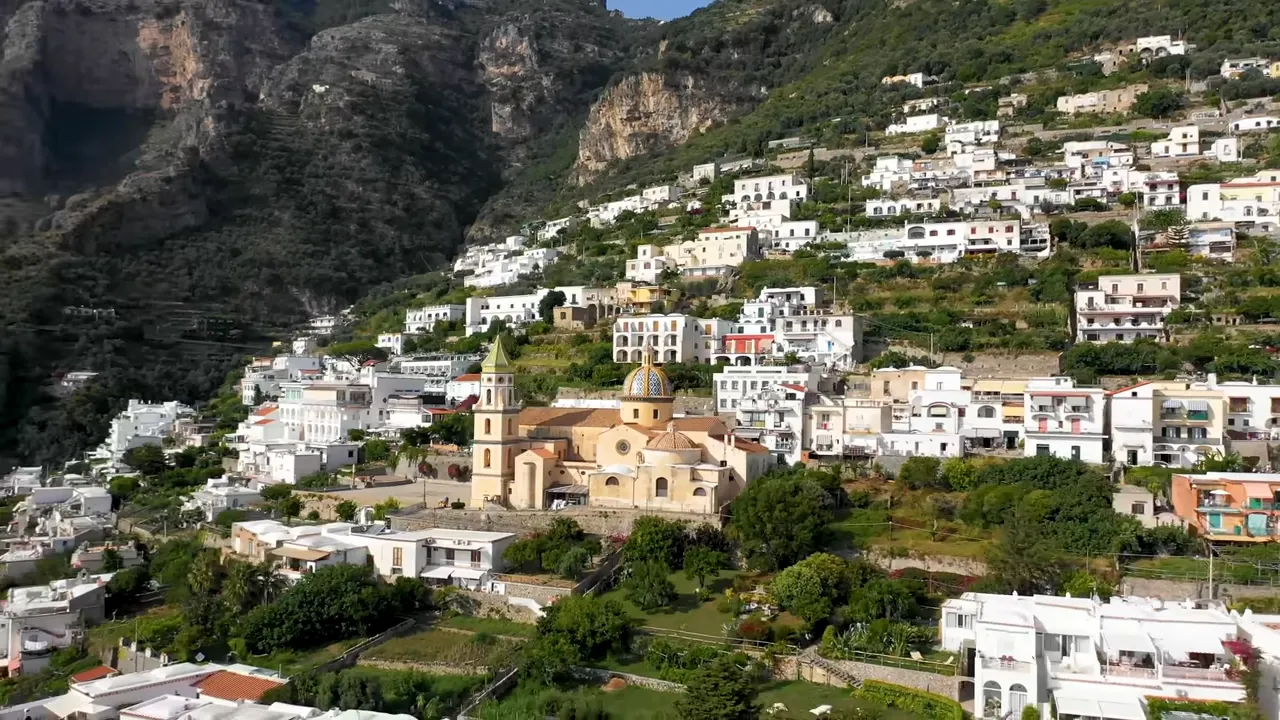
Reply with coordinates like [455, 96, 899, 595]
[546, 484, 588, 496]
[1210, 489, 1231, 496]
[963, 427, 1002, 438]
[270, 545, 331, 562]
[1102, 627, 1156, 655]
[1157, 632, 1226, 660]
[450, 567, 487, 580]
[422, 566, 455, 579]
[45, 694, 96, 718]
[1244, 484, 1275, 499]
[1097, 697, 1146, 720]
[1055, 695, 1101, 718]
[1187, 400, 1210, 412]
[815, 434, 832, 444]
[1162, 400, 1184, 410]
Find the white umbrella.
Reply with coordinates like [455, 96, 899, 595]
[810, 705, 833, 717]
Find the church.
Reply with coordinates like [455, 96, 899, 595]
[469, 341, 774, 514]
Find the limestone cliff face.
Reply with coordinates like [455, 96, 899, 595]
[477, 22, 552, 141]
[571, 71, 751, 185]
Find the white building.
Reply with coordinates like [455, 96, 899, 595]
[613, 314, 723, 364]
[714, 365, 822, 414]
[941, 592, 1246, 720]
[96, 400, 195, 463]
[1131, 35, 1193, 56]
[463, 286, 604, 336]
[735, 384, 809, 466]
[805, 396, 892, 459]
[1231, 116, 1280, 133]
[1076, 273, 1180, 343]
[881, 366, 967, 459]
[1206, 374, 1280, 442]
[945, 120, 1001, 151]
[1023, 377, 1107, 463]
[866, 197, 943, 218]
[881, 72, 926, 88]
[403, 304, 465, 333]
[886, 113, 946, 136]
[862, 155, 913, 191]
[626, 244, 675, 283]
[307, 315, 339, 336]
[732, 173, 810, 215]
[240, 356, 323, 405]
[446, 373, 482, 407]
[1140, 172, 1182, 209]
[390, 354, 478, 397]
[902, 97, 944, 114]
[183, 477, 263, 521]
[1187, 171, 1280, 232]
[1064, 141, 1135, 179]
[0, 572, 113, 675]
[1150, 125, 1201, 158]
[1221, 57, 1270, 78]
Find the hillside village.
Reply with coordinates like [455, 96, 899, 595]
[12, 25, 1280, 720]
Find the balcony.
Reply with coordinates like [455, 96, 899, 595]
[1163, 665, 1234, 683]
[981, 656, 1034, 673]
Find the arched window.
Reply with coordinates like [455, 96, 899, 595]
[982, 682, 1002, 719]
[655, 477, 669, 498]
[693, 487, 707, 497]
[977, 406, 996, 418]
[483, 448, 491, 468]
[605, 476, 619, 486]
[908, 226, 926, 239]
[485, 389, 492, 405]
[484, 418, 491, 434]
[506, 419, 513, 434]
[835, 320, 842, 327]
[1008, 684, 1028, 717]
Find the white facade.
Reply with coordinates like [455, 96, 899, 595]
[1023, 377, 1107, 463]
[735, 386, 808, 466]
[1230, 116, 1280, 133]
[184, 477, 262, 521]
[1140, 172, 1182, 209]
[941, 592, 1246, 720]
[886, 113, 945, 136]
[1206, 374, 1280, 442]
[1076, 274, 1180, 343]
[862, 155, 913, 191]
[446, 373, 482, 407]
[866, 198, 942, 217]
[1187, 171, 1280, 231]
[403, 304, 465, 333]
[714, 366, 822, 414]
[1150, 125, 1200, 158]
[97, 400, 194, 463]
[0, 573, 112, 675]
[1221, 57, 1270, 78]
[613, 314, 718, 364]
[626, 244, 674, 283]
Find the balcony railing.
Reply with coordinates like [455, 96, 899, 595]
[1163, 665, 1234, 683]
[1104, 663, 1158, 680]
[981, 657, 1034, 672]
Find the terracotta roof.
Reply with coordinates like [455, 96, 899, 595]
[453, 373, 481, 382]
[780, 383, 807, 392]
[734, 438, 770, 453]
[530, 449, 558, 459]
[673, 417, 727, 435]
[194, 671, 286, 702]
[455, 395, 479, 411]
[518, 407, 619, 428]
[71, 665, 117, 683]
[425, 408, 455, 416]
[253, 419, 276, 426]
[251, 404, 277, 416]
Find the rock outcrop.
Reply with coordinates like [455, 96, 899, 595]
[571, 72, 752, 185]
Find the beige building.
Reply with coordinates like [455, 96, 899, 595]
[805, 396, 892, 459]
[664, 227, 761, 278]
[1109, 379, 1227, 469]
[1055, 84, 1149, 115]
[470, 343, 772, 514]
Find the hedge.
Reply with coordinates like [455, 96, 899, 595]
[855, 679, 964, 720]
[1145, 697, 1244, 720]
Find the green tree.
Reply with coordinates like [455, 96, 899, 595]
[770, 552, 850, 624]
[920, 133, 942, 154]
[101, 547, 124, 572]
[683, 546, 728, 590]
[1118, 192, 1137, 209]
[534, 594, 634, 662]
[730, 471, 832, 570]
[1060, 570, 1114, 600]
[625, 560, 676, 611]
[846, 578, 920, 622]
[324, 340, 388, 368]
[897, 456, 943, 490]
[675, 656, 760, 720]
[624, 516, 687, 569]
[334, 500, 359, 522]
[538, 290, 567, 323]
[362, 439, 391, 463]
[281, 496, 303, 525]
[1133, 87, 1185, 118]
[123, 444, 168, 475]
[941, 457, 979, 491]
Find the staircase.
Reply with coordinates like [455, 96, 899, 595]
[803, 647, 863, 689]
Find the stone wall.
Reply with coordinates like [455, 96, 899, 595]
[456, 589, 541, 623]
[862, 548, 988, 577]
[1121, 576, 1280, 602]
[358, 659, 489, 676]
[392, 506, 720, 537]
[494, 579, 573, 606]
[572, 666, 686, 693]
[776, 655, 961, 699]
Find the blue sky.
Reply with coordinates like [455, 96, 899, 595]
[611, 0, 711, 20]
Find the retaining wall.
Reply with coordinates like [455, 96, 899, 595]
[571, 667, 686, 693]
[456, 590, 541, 623]
[1121, 576, 1280, 602]
[392, 506, 719, 537]
[357, 659, 490, 676]
[777, 655, 961, 699]
[862, 549, 988, 577]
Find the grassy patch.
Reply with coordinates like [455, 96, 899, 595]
[87, 605, 182, 656]
[246, 637, 365, 676]
[364, 629, 523, 667]
[438, 615, 537, 638]
[759, 680, 924, 719]
[599, 569, 737, 635]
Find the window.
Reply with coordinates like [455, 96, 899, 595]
[484, 418, 491, 434]
[392, 546, 403, 568]
[1071, 446, 1081, 460]
[605, 476, 619, 486]
[483, 449, 491, 468]
[653, 409, 660, 420]
[1131, 501, 1147, 515]
[633, 409, 640, 420]
[883, 381, 890, 394]
[655, 477, 669, 497]
[445, 548, 455, 562]
[616, 440, 631, 455]
[693, 488, 707, 497]
[978, 406, 996, 418]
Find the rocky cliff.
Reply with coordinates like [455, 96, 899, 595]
[571, 71, 754, 185]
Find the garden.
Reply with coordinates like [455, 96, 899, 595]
[362, 628, 525, 669]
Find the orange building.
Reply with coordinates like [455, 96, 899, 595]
[1171, 472, 1280, 541]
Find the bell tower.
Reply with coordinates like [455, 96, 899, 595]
[470, 339, 520, 508]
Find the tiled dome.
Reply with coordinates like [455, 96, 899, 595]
[623, 349, 673, 398]
[647, 423, 698, 450]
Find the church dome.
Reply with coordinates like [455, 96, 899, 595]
[622, 349, 673, 399]
[647, 422, 698, 451]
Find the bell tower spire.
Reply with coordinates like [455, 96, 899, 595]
[470, 340, 520, 508]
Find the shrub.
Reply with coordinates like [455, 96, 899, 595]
[734, 617, 770, 642]
[856, 680, 964, 720]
